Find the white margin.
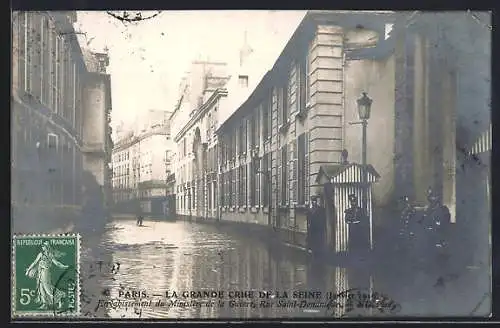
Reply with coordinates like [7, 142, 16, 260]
[11, 233, 82, 318]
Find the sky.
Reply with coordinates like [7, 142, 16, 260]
[75, 10, 306, 135]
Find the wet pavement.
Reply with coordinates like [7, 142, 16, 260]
[78, 215, 491, 319]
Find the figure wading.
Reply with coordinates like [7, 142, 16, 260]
[306, 195, 326, 257]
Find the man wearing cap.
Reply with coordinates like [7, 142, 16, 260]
[136, 200, 144, 226]
[344, 194, 370, 256]
[398, 195, 417, 253]
[422, 187, 451, 265]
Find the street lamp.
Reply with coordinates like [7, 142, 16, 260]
[356, 92, 373, 121]
[351, 92, 373, 217]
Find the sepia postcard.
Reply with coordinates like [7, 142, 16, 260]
[10, 10, 491, 320]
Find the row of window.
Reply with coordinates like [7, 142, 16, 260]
[173, 131, 310, 209]
[219, 132, 309, 208]
[112, 167, 155, 188]
[176, 180, 218, 212]
[12, 123, 84, 206]
[16, 11, 83, 136]
[219, 152, 270, 208]
[176, 144, 217, 185]
[114, 152, 130, 163]
[113, 161, 157, 178]
[113, 191, 158, 203]
[220, 56, 310, 166]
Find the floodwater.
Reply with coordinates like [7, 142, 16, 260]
[78, 216, 490, 319]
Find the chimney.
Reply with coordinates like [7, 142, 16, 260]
[94, 51, 110, 74]
[239, 30, 253, 67]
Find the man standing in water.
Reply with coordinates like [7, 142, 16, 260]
[398, 195, 418, 255]
[307, 195, 326, 257]
[136, 201, 144, 226]
[422, 188, 451, 267]
[345, 194, 370, 257]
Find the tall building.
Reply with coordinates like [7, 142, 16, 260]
[111, 110, 174, 217]
[172, 56, 235, 220]
[213, 11, 490, 259]
[11, 11, 113, 233]
[170, 61, 230, 139]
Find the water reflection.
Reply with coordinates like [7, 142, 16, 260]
[79, 218, 489, 319]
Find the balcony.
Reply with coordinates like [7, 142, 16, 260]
[81, 142, 106, 154]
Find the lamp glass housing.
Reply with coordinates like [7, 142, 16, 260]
[356, 92, 373, 120]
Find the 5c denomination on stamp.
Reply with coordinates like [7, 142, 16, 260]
[12, 233, 81, 318]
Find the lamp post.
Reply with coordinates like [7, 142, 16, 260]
[351, 92, 373, 219]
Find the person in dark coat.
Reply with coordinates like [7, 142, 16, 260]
[422, 188, 451, 265]
[397, 195, 417, 252]
[307, 196, 326, 256]
[400, 196, 417, 235]
[344, 194, 370, 255]
[136, 201, 144, 226]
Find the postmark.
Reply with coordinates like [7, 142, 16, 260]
[326, 288, 402, 317]
[12, 233, 81, 318]
[106, 11, 162, 25]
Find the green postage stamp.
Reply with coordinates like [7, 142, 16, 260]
[11, 234, 81, 317]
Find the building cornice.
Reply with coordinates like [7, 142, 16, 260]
[47, 12, 87, 72]
[215, 11, 395, 134]
[173, 88, 227, 143]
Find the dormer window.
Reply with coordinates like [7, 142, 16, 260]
[238, 75, 248, 88]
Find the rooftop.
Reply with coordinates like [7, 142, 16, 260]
[216, 11, 307, 129]
[216, 10, 396, 132]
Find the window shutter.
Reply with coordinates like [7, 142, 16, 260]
[237, 166, 240, 206]
[240, 165, 243, 207]
[256, 107, 261, 146]
[248, 115, 253, 148]
[222, 172, 226, 207]
[244, 120, 248, 153]
[277, 148, 282, 205]
[227, 171, 230, 207]
[277, 87, 283, 126]
[220, 172, 224, 207]
[305, 132, 310, 204]
[293, 140, 298, 205]
[232, 168, 236, 207]
[288, 62, 298, 113]
[242, 165, 246, 207]
[228, 170, 231, 207]
[296, 135, 302, 204]
[288, 141, 293, 205]
[244, 163, 248, 206]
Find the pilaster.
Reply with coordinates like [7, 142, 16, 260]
[307, 25, 345, 196]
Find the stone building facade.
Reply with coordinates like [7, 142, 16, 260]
[11, 11, 113, 233]
[391, 11, 491, 266]
[173, 89, 226, 219]
[215, 11, 491, 255]
[216, 11, 396, 248]
[172, 60, 230, 220]
[111, 120, 174, 216]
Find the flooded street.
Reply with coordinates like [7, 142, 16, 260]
[78, 216, 490, 319]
